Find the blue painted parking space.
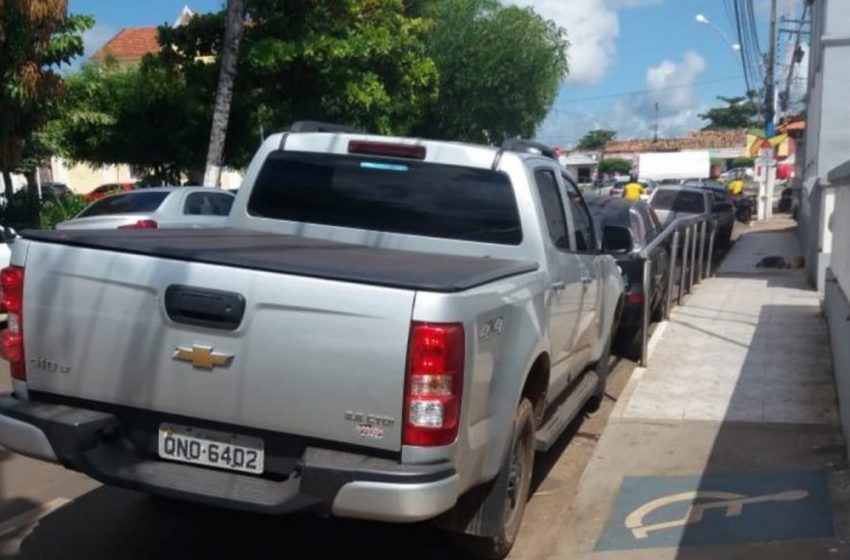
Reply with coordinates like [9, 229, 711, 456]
[595, 470, 834, 551]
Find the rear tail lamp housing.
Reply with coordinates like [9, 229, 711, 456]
[403, 322, 464, 446]
[118, 219, 158, 229]
[0, 266, 25, 380]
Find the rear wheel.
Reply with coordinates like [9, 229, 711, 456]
[651, 290, 668, 322]
[455, 399, 536, 559]
[614, 324, 642, 362]
[585, 333, 613, 413]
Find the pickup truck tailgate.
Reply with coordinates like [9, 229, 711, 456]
[21, 242, 416, 452]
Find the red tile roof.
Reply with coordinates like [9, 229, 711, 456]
[91, 27, 160, 62]
[603, 128, 748, 154]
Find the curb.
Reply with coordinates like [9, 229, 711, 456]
[609, 320, 668, 420]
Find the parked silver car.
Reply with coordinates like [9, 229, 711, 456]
[682, 180, 735, 248]
[648, 185, 713, 228]
[56, 187, 235, 230]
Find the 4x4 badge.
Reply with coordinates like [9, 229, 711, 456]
[172, 345, 234, 370]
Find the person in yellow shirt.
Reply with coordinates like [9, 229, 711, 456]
[623, 176, 644, 201]
[728, 178, 745, 197]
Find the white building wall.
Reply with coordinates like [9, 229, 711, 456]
[809, 0, 850, 463]
[829, 163, 850, 299]
[800, 0, 850, 292]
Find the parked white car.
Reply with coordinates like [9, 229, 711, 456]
[56, 187, 235, 230]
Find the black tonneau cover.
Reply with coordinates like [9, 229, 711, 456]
[23, 228, 538, 293]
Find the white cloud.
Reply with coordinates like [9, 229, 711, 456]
[506, 0, 661, 85]
[616, 51, 710, 137]
[81, 24, 116, 59]
[536, 51, 711, 147]
[644, 51, 707, 115]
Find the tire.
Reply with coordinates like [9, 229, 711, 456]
[456, 399, 536, 560]
[717, 229, 732, 250]
[651, 291, 667, 323]
[585, 332, 613, 413]
[614, 325, 642, 362]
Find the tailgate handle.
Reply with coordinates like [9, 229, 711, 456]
[165, 285, 245, 331]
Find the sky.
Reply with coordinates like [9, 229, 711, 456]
[68, 0, 808, 149]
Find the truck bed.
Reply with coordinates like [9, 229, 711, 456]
[23, 228, 537, 293]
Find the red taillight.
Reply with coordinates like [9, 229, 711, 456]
[0, 331, 22, 362]
[118, 219, 158, 229]
[1, 266, 23, 314]
[0, 266, 25, 381]
[626, 293, 644, 305]
[348, 140, 426, 160]
[403, 322, 464, 447]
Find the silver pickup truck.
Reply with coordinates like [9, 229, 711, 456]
[0, 127, 622, 558]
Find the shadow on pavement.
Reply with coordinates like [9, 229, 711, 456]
[0, 449, 41, 523]
[14, 416, 594, 560]
[668, 290, 850, 558]
[17, 486, 465, 560]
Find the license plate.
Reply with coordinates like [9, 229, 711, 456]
[158, 423, 264, 475]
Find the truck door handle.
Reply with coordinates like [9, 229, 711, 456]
[165, 285, 246, 331]
[551, 281, 566, 292]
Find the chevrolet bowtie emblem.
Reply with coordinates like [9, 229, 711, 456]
[172, 345, 234, 370]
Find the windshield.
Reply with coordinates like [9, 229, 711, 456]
[248, 151, 523, 245]
[78, 192, 169, 217]
[650, 190, 706, 213]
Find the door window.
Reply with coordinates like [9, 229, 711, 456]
[534, 169, 570, 250]
[184, 192, 235, 216]
[563, 179, 596, 252]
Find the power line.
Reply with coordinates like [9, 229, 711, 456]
[547, 75, 745, 108]
[723, 0, 737, 33]
[733, 0, 753, 93]
[746, 0, 764, 79]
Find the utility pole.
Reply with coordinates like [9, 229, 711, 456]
[765, 0, 778, 138]
[760, 0, 779, 221]
[653, 102, 659, 143]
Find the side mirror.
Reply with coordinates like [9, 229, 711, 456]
[602, 225, 633, 253]
[714, 203, 733, 212]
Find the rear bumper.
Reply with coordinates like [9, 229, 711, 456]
[0, 394, 458, 522]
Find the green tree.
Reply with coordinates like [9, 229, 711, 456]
[699, 96, 761, 130]
[598, 158, 632, 175]
[55, 2, 440, 174]
[730, 157, 755, 168]
[50, 59, 208, 183]
[0, 0, 92, 202]
[244, 0, 438, 136]
[576, 129, 616, 151]
[413, 0, 568, 143]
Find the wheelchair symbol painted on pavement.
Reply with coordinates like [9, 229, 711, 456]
[625, 489, 810, 539]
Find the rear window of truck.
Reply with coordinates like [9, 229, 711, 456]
[650, 190, 706, 213]
[248, 151, 523, 245]
[79, 192, 169, 217]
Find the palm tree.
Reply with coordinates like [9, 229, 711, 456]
[203, 0, 246, 188]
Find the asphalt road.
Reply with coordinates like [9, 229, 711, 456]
[0, 356, 637, 560]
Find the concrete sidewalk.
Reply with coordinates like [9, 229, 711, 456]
[550, 219, 850, 559]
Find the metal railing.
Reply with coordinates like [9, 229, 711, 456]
[635, 214, 718, 366]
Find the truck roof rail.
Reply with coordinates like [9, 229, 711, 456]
[289, 121, 363, 134]
[499, 138, 559, 161]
